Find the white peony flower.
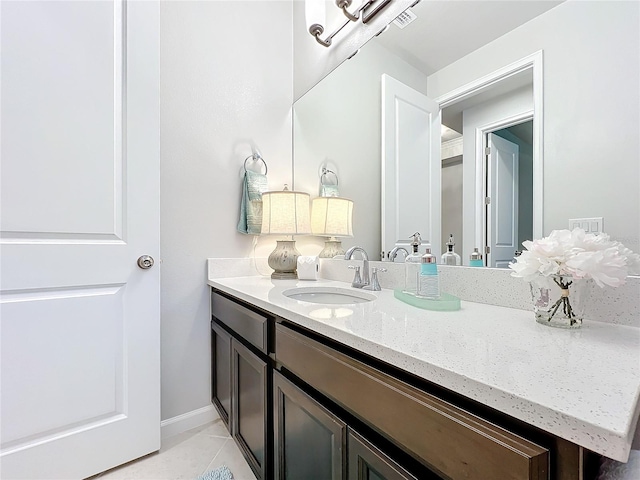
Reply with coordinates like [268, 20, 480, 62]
[509, 228, 638, 288]
[616, 244, 640, 275]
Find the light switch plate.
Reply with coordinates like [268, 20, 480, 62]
[569, 217, 604, 233]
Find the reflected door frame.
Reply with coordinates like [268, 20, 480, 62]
[484, 126, 529, 267]
[477, 112, 532, 266]
[435, 51, 544, 263]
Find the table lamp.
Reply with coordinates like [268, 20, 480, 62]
[261, 185, 311, 279]
[311, 196, 354, 258]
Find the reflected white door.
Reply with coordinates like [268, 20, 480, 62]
[381, 75, 441, 258]
[0, 1, 160, 479]
[487, 133, 519, 268]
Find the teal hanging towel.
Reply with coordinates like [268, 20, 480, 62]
[320, 167, 339, 197]
[237, 154, 268, 235]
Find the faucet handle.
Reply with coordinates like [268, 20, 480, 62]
[348, 265, 362, 287]
[364, 267, 387, 291]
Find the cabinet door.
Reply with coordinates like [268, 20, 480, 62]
[274, 371, 346, 480]
[232, 338, 268, 480]
[348, 430, 419, 480]
[211, 321, 232, 428]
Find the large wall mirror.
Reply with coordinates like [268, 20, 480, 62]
[293, 0, 640, 265]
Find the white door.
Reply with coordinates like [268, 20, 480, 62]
[0, 2, 160, 479]
[381, 75, 441, 258]
[487, 133, 519, 268]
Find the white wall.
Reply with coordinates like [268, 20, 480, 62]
[160, 1, 293, 421]
[294, 40, 428, 258]
[428, 0, 640, 252]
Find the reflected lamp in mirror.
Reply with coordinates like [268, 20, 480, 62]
[311, 197, 354, 258]
[261, 186, 311, 279]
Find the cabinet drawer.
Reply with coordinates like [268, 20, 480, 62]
[211, 291, 269, 354]
[276, 324, 549, 480]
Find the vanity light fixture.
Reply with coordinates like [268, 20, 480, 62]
[311, 196, 354, 258]
[308, 0, 392, 48]
[261, 185, 311, 279]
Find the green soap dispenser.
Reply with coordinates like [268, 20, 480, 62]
[418, 247, 440, 299]
[470, 247, 484, 267]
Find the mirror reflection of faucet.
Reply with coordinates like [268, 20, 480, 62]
[388, 246, 409, 262]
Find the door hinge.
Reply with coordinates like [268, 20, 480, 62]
[485, 246, 491, 254]
[485, 196, 491, 205]
[485, 146, 491, 156]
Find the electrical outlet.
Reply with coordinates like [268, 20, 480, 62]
[569, 217, 604, 233]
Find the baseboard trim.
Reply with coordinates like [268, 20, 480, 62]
[160, 404, 219, 439]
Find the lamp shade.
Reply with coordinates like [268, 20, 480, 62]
[261, 190, 311, 235]
[311, 197, 354, 237]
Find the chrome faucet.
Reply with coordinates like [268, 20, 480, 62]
[388, 246, 409, 262]
[364, 267, 387, 291]
[345, 246, 370, 288]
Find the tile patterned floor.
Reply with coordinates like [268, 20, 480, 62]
[90, 420, 257, 480]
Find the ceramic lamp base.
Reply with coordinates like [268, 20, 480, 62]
[318, 239, 345, 258]
[268, 240, 300, 279]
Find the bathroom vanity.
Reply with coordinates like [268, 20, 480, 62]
[208, 276, 640, 480]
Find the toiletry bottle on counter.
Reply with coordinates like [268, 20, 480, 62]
[403, 232, 422, 295]
[441, 234, 461, 266]
[418, 247, 440, 299]
[469, 248, 484, 267]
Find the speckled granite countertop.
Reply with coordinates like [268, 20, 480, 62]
[208, 275, 640, 462]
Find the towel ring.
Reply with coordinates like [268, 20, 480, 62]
[244, 153, 268, 175]
[320, 167, 338, 185]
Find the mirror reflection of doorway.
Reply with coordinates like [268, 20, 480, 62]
[486, 122, 533, 268]
[380, 57, 541, 264]
[440, 115, 534, 268]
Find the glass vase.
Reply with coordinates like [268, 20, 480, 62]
[530, 275, 589, 328]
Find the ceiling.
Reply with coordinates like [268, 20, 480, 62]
[374, 0, 563, 76]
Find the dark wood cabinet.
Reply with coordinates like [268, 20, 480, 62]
[232, 338, 269, 480]
[348, 430, 418, 480]
[273, 371, 346, 480]
[211, 291, 273, 480]
[211, 289, 595, 480]
[275, 323, 549, 480]
[211, 321, 232, 428]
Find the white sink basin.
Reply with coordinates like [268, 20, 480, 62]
[282, 286, 376, 305]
